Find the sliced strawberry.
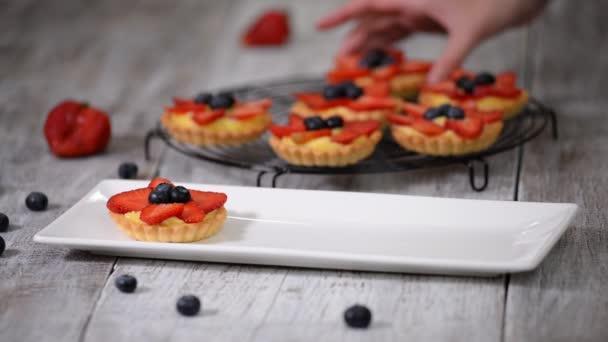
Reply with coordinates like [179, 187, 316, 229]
[245, 98, 273, 110]
[192, 109, 225, 125]
[327, 68, 370, 84]
[372, 64, 401, 80]
[168, 98, 207, 113]
[446, 117, 483, 139]
[107, 188, 152, 214]
[402, 60, 432, 74]
[190, 190, 228, 213]
[293, 93, 352, 110]
[331, 130, 360, 144]
[488, 86, 522, 98]
[179, 202, 206, 223]
[344, 120, 381, 136]
[363, 81, 390, 97]
[347, 96, 395, 111]
[387, 113, 415, 126]
[411, 119, 446, 136]
[269, 125, 295, 137]
[496, 72, 517, 87]
[140, 203, 185, 225]
[148, 177, 174, 188]
[288, 114, 306, 131]
[335, 53, 364, 70]
[402, 103, 428, 118]
[422, 80, 458, 96]
[469, 110, 503, 124]
[242, 9, 289, 46]
[291, 129, 332, 144]
[450, 69, 475, 81]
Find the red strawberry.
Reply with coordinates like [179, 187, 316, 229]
[148, 177, 174, 188]
[180, 202, 206, 223]
[363, 81, 390, 98]
[269, 125, 296, 138]
[335, 53, 363, 70]
[402, 60, 432, 74]
[192, 109, 225, 125]
[347, 96, 395, 111]
[402, 103, 428, 118]
[326, 68, 369, 84]
[44, 100, 111, 158]
[190, 190, 228, 213]
[293, 93, 352, 110]
[291, 129, 332, 144]
[140, 203, 185, 225]
[344, 120, 381, 136]
[450, 69, 475, 81]
[288, 114, 306, 131]
[411, 119, 446, 136]
[167, 98, 207, 113]
[107, 188, 152, 214]
[331, 130, 359, 144]
[422, 80, 458, 96]
[446, 117, 483, 139]
[387, 113, 415, 126]
[496, 72, 517, 87]
[372, 64, 401, 80]
[469, 110, 503, 124]
[242, 9, 289, 47]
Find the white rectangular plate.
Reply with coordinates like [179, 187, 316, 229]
[34, 180, 577, 276]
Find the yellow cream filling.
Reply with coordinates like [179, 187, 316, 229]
[166, 111, 269, 132]
[421, 92, 528, 111]
[124, 209, 219, 226]
[279, 135, 368, 151]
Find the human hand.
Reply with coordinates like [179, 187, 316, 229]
[317, 0, 547, 83]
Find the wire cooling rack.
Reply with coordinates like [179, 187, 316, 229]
[145, 77, 557, 191]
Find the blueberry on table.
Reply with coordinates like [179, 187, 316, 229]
[344, 304, 372, 328]
[115, 274, 137, 293]
[304, 116, 327, 131]
[456, 76, 476, 94]
[446, 106, 466, 120]
[209, 92, 235, 109]
[194, 92, 213, 104]
[25, 192, 48, 211]
[0, 213, 8, 232]
[474, 72, 496, 86]
[325, 115, 344, 129]
[170, 186, 191, 203]
[423, 107, 444, 121]
[118, 162, 138, 179]
[176, 295, 201, 316]
[322, 85, 345, 100]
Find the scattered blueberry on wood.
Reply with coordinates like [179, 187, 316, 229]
[0, 213, 9, 232]
[25, 192, 48, 211]
[114, 274, 138, 293]
[344, 304, 372, 328]
[118, 162, 138, 179]
[176, 295, 201, 316]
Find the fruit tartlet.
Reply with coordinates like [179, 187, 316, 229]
[387, 103, 504, 156]
[106, 178, 228, 243]
[291, 81, 398, 123]
[419, 70, 528, 120]
[161, 92, 272, 146]
[326, 48, 432, 99]
[268, 114, 382, 167]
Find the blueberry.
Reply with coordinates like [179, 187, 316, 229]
[325, 115, 344, 129]
[423, 107, 444, 121]
[380, 54, 396, 66]
[149, 190, 170, 204]
[359, 48, 386, 68]
[0, 236, 4, 257]
[437, 104, 452, 115]
[340, 82, 364, 99]
[446, 106, 466, 120]
[0, 213, 8, 232]
[118, 162, 138, 179]
[455, 76, 475, 94]
[322, 85, 345, 100]
[177, 295, 201, 316]
[25, 192, 48, 211]
[474, 72, 495, 86]
[344, 304, 372, 328]
[115, 274, 137, 293]
[194, 92, 213, 104]
[155, 183, 174, 194]
[304, 116, 327, 131]
[170, 186, 191, 203]
[209, 92, 235, 109]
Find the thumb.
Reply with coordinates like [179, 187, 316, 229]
[427, 31, 479, 84]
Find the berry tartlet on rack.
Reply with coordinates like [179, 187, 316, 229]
[107, 178, 228, 243]
[388, 103, 504, 156]
[268, 114, 382, 167]
[326, 48, 432, 99]
[291, 81, 398, 123]
[419, 70, 528, 120]
[160, 92, 272, 146]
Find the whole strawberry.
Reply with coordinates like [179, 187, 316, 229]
[44, 100, 111, 158]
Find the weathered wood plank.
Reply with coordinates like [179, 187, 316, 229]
[504, 2, 608, 340]
[83, 1, 530, 342]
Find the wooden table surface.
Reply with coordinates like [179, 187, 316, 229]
[1, 0, 606, 341]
